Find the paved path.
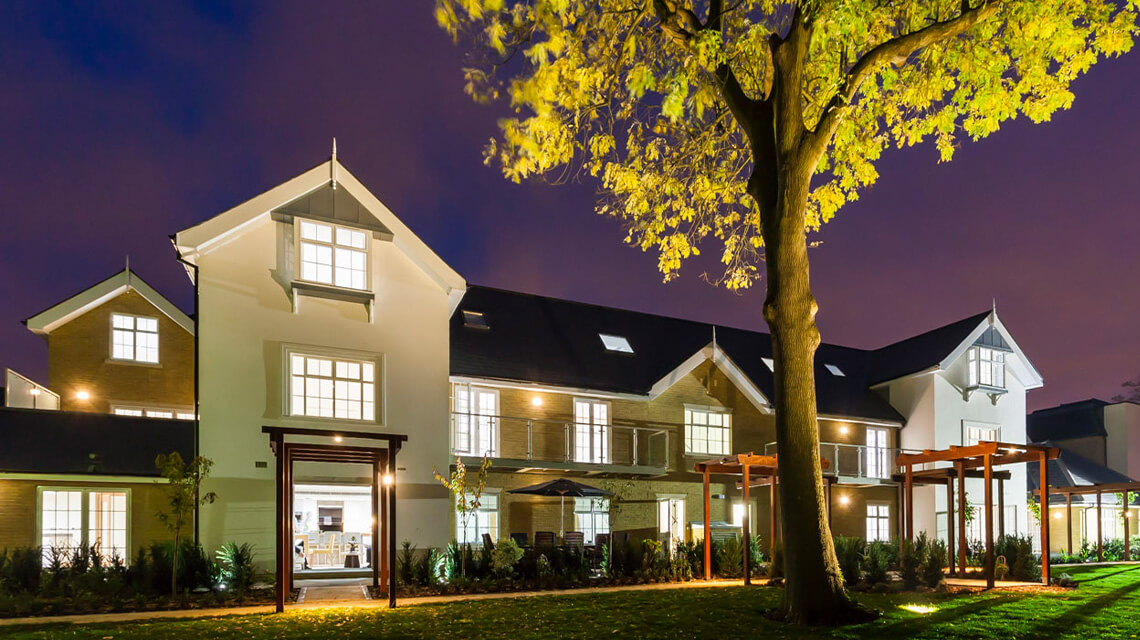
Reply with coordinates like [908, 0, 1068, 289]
[0, 579, 743, 628]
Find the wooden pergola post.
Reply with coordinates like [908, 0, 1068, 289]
[703, 467, 711, 580]
[371, 456, 381, 590]
[1097, 490, 1103, 562]
[742, 462, 751, 585]
[896, 483, 905, 543]
[273, 431, 286, 613]
[388, 447, 399, 608]
[946, 483, 956, 575]
[957, 461, 967, 576]
[998, 477, 1005, 540]
[904, 463, 914, 541]
[1040, 452, 1049, 584]
[983, 453, 994, 588]
[1124, 491, 1131, 561]
[285, 446, 294, 592]
[1066, 493, 1073, 557]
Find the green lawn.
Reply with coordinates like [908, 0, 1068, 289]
[4, 565, 1140, 639]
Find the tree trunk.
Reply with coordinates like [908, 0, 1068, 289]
[172, 525, 180, 597]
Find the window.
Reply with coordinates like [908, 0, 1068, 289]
[866, 503, 890, 542]
[967, 346, 1005, 389]
[113, 408, 143, 417]
[111, 314, 158, 363]
[574, 498, 610, 544]
[964, 422, 999, 446]
[298, 220, 368, 290]
[289, 353, 376, 421]
[658, 497, 686, 549]
[462, 310, 488, 330]
[825, 364, 845, 376]
[40, 489, 128, 566]
[864, 427, 890, 479]
[452, 385, 498, 456]
[456, 493, 498, 545]
[599, 334, 634, 353]
[732, 502, 755, 528]
[762, 357, 775, 371]
[113, 406, 195, 420]
[684, 407, 731, 456]
[573, 399, 610, 464]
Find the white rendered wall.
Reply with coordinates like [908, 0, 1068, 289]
[1105, 402, 1140, 479]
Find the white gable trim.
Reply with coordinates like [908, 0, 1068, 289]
[647, 343, 772, 413]
[938, 311, 1044, 390]
[25, 270, 194, 336]
[173, 158, 466, 311]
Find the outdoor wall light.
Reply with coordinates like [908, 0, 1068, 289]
[1053, 511, 1063, 520]
[334, 435, 343, 443]
[531, 396, 543, 407]
[75, 390, 90, 401]
[838, 425, 849, 435]
[838, 495, 850, 506]
[382, 473, 395, 487]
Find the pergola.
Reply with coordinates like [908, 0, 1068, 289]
[263, 426, 407, 612]
[695, 453, 833, 584]
[1035, 481, 1140, 562]
[896, 441, 1059, 588]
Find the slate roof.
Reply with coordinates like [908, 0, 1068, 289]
[0, 408, 193, 476]
[1027, 443, 1138, 505]
[451, 285, 950, 424]
[1027, 399, 1109, 442]
[867, 311, 991, 385]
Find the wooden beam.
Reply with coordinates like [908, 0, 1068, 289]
[998, 477, 1005, 540]
[1042, 481, 1140, 496]
[372, 457, 380, 590]
[905, 464, 914, 541]
[1040, 452, 1049, 585]
[1097, 490, 1103, 562]
[896, 441, 999, 466]
[742, 462, 751, 585]
[1066, 492, 1073, 557]
[984, 454, 994, 589]
[957, 461, 967, 576]
[703, 468, 711, 580]
[1124, 492, 1131, 563]
[285, 446, 294, 593]
[388, 448, 398, 608]
[273, 431, 285, 613]
[946, 481, 956, 576]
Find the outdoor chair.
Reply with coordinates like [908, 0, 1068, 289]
[535, 531, 557, 548]
[564, 531, 585, 552]
[482, 533, 495, 550]
[510, 532, 528, 547]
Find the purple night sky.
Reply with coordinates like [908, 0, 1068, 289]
[1, 2, 1137, 411]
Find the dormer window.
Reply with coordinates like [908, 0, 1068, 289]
[825, 364, 845, 377]
[298, 220, 368, 291]
[600, 334, 633, 353]
[111, 314, 159, 364]
[462, 310, 489, 330]
[967, 346, 1005, 390]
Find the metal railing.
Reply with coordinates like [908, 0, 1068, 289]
[763, 441, 913, 480]
[450, 412, 669, 470]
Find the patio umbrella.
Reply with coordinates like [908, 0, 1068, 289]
[508, 478, 611, 538]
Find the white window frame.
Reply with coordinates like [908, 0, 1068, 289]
[286, 348, 379, 423]
[963, 421, 1000, 446]
[573, 398, 611, 464]
[864, 427, 890, 480]
[456, 491, 499, 545]
[967, 346, 1006, 390]
[684, 406, 732, 456]
[452, 384, 499, 457]
[657, 495, 686, 549]
[574, 497, 610, 545]
[295, 220, 371, 292]
[866, 502, 890, 542]
[112, 405, 195, 420]
[110, 313, 159, 364]
[599, 334, 634, 353]
[37, 487, 131, 566]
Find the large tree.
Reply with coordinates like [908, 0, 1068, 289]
[436, 0, 1136, 624]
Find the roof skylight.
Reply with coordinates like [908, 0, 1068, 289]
[825, 364, 845, 377]
[599, 334, 634, 353]
[762, 357, 775, 371]
[462, 310, 488, 330]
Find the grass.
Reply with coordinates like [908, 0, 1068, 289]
[3, 565, 1140, 639]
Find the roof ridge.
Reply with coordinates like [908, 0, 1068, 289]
[870, 309, 991, 354]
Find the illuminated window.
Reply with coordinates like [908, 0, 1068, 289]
[866, 503, 890, 542]
[289, 353, 376, 421]
[865, 427, 890, 479]
[456, 493, 498, 545]
[452, 385, 498, 456]
[825, 364, 845, 376]
[39, 489, 128, 566]
[967, 347, 1005, 389]
[574, 498, 610, 544]
[111, 314, 158, 363]
[964, 422, 999, 446]
[684, 408, 731, 456]
[299, 221, 368, 290]
[112, 408, 143, 417]
[574, 399, 610, 463]
[113, 406, 194, 420]
[599, 334, 633, 353]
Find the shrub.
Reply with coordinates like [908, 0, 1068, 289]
[923, 538, 947, 587]
[398, 541, 418, 586]
[899, 538, 926, 589]
[833, 536, 865, 587]
[216, 542, 257, 595]
[414, 547, 442, 586]
[491, 538, 524, 577]
[715, 537, 742, 578]
[862, 541, 890, 585]
[0, 548, 42, 593]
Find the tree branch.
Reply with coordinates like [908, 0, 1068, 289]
[807, 0, 1002, 156]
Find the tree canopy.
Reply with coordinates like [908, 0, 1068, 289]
[437, 0, 1136, 289]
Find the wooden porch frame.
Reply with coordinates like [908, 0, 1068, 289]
[1034, 481, 1140, 563]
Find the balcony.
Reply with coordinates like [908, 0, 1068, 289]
[450, 413, 669, 476]
[763, 441, 909, 485]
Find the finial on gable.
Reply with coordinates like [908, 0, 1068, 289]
[331, 137, 338, 190]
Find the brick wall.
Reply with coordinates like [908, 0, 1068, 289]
[48, 290, 194, 413]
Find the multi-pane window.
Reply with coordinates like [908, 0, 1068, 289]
[111, 314, 158, 363]
[40, 489, 128, 566]
[299, 221, 368, 290]
[574, 498, 610, 545]
[456, 493, 498, 545]
[573, 399, 610, 464]
[452, 385, 498, 456]
[113, 407, 195, 420]
[967, 346, 1005, 389]
[864, 427, 890, 479]
[866, 503, 890, 542]
[658, 497, 686, 550]
[289, 353, 376, 421]
[964, 423, 999, 446]
[684, 408, 731, 456]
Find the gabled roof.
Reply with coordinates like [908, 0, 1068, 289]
[1028, 399, 1109, 442]
[1027, 442, 1137, 504]
[0, 407, 194, 476]
[450, 286, 904, 424]
[173, 154, 465, 310]
[24, 268, 194, 336]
